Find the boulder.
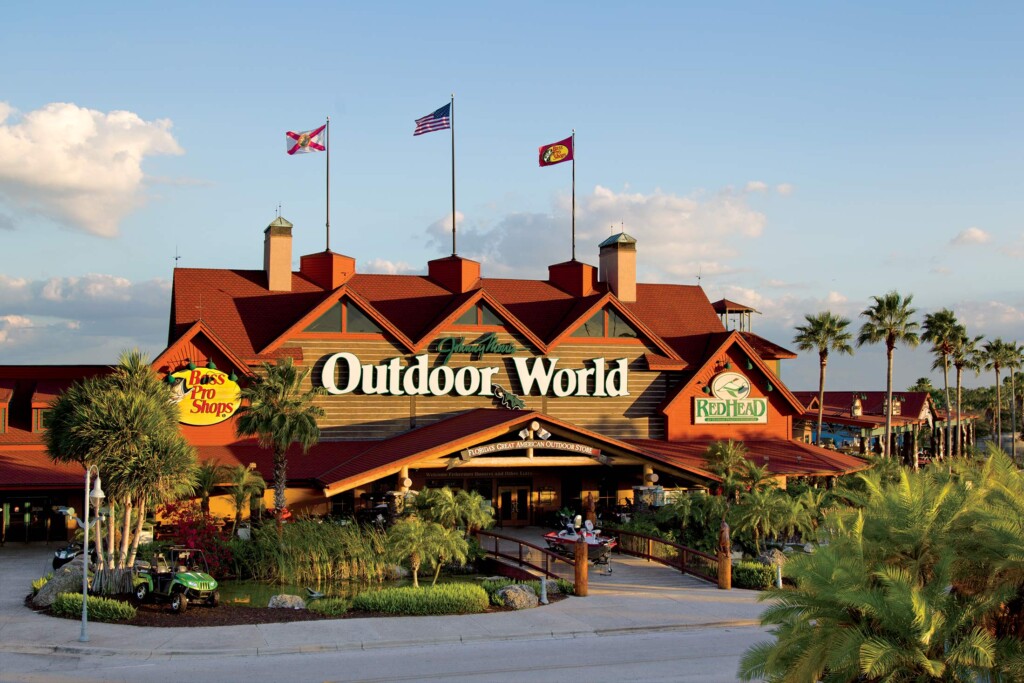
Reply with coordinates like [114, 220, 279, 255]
[803, 543, 815, 554]
[539, 578, 561, 595]
[33, 561, 85, 609]
[494, 584, 539, 610]
[268, 594, 306, 609]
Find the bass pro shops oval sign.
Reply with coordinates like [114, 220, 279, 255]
[169, 368, 241, 426]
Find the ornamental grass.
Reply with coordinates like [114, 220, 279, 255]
[351, 583, 489, 616]
[51, 592, 136, 623]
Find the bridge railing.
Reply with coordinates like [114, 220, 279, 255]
[476, 530, 576, 580]
[605, 528, 717, 584]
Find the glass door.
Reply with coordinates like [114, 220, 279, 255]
[497, 486, 530, 526]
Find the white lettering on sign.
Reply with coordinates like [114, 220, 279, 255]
[461, 441, 601, 458]
[319, 352, 629, 399]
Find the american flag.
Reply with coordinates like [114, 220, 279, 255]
[414, 103, 451, 136]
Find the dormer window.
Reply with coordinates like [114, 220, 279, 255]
[454, 303, 502, 327]
[306, 301, 383, 334]
[571, 308, 639, 338]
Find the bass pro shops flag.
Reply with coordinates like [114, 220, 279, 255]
[539, 136, 573, 166]
[286, 124, 327, 155]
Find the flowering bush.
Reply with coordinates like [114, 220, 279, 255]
[157, 501, 233, 577]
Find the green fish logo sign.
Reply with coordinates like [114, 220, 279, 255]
[711, 372, 751, 400]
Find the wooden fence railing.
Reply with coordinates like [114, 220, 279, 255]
[476, 530, 576, 580]
[605, 528, 717, 584]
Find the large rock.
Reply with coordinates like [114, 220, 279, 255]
[33, 560, 85, 609]
[495, 584, 539, 610]
[539, 578, 561, 596]
[268, 594, 306, 609]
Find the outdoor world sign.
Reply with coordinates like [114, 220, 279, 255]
[318, 352, 629, 398]
[170, 367, 241, 426]
[693, 371, 768, 424]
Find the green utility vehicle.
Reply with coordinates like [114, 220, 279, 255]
[134, 546, 219, 613]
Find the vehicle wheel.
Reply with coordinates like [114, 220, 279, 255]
[134, 582, 149, 603]
[170, 592, 188, 614]
[208, 590, 220, 608]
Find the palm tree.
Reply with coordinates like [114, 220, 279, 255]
[703, 440, 751, 505]
[922, 309, 960, 461]
[194, 460, 228, 515]
[454, 489, 494, 537]
[733, 488, 786, 555]
[227, 464, 265, 534]
[387, 516, 451, 588]
[951, 329, 983, 457]
[793, 311, 854, 446]
[857, 291, 920, 462]
[982, 338, 1013, 449]
[235, 357, 326, 537]
[44, 350, 196, 582]
[428, 525, 469, 586]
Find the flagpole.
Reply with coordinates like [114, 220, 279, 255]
[325, 116, 331, 251]
[571, 129, 576, 261]
[450, 93, 456, 256]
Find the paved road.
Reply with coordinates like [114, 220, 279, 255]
[0, 542, 771, 682]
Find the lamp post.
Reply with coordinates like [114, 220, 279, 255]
[79, 465, 105, 643]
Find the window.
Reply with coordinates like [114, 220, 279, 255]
[454, 303, 503, 327]
[571, 311, 605, 337]
[571, 308, 638, 338]
[306, 301, 382, 334]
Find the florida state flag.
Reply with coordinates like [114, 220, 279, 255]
[286, 124, 326, 155]
[539, 136, 573, 167]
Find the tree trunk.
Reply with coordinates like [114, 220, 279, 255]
[1012, 368, 1018, 463]
[816, 353, 827, 446]
[955, 367, 963, 457]
[274, 447, 288, 539]
[127, 498, 146, 568]
[885, 344, 895, 460]
[942, 354, 952, 461]
[118, 498, 133, 569]
[995, 369, 1002, 451]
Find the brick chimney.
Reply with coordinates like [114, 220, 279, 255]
[299, 251, 356, 290]
[548, 260, 597, 297]
[264, 217, 293, 292]
[427, 256, 480, 293]
[598, 232, 637, 302]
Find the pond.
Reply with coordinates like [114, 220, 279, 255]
[217, 574, 486, 607]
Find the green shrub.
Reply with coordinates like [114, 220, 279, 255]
[732, 561, 776, 590]
[31, 573, 52, 596]
[352, 583, 488, 615]
[480, 577, 573, 603]
[306, 597, 350, 617]
[51, 592, 136, 622]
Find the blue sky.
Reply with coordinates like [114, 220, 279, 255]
[1, 2, 1021, 392]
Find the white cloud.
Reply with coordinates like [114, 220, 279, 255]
[745, 180, 768, 193]
[0, 102, 183, 237]
[775, 183, 794, 196]
[428, 185, 768, 281]
[361, 258, 422, 275]
[0, 274, 171, 362]
[950, 227, 990, 246]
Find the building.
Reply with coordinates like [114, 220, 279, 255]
[793, 390, 979, 459]
[0, 220, 870, 540]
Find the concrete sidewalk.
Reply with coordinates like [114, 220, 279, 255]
[0, 543, 767, 658]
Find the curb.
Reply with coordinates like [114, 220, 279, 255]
[0, 620, 764, 658]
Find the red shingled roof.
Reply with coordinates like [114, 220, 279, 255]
[793, 391, 933, 421]
[628, 439, 872, 478]
[0, 449, 84, 488]
[170, 264, 726, 363]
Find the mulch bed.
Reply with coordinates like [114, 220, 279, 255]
[34, 594, 565, 628]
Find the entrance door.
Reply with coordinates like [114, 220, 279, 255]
[497, 487, 530, 526]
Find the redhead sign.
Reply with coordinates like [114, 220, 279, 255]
[169, 368, 241, 425]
